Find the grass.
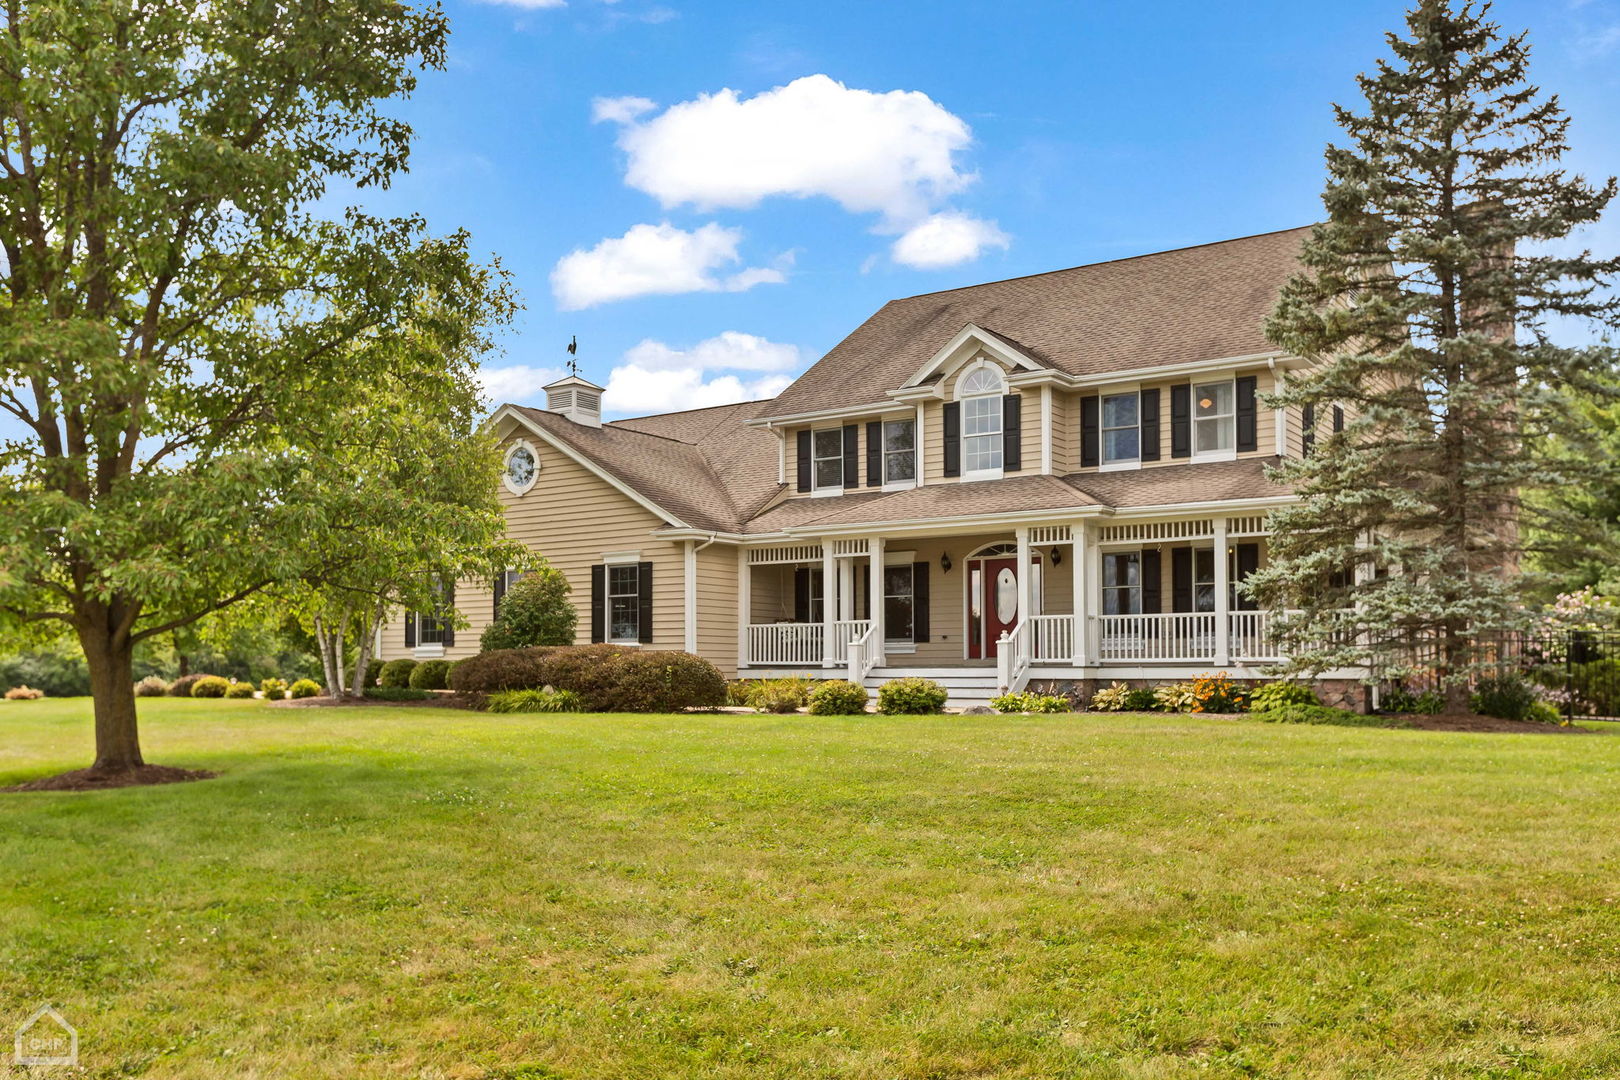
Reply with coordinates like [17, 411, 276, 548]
[3, 698, 1620, 1079]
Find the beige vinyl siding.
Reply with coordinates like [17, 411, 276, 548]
[694, 542, 740, 676]
[1066, 367, 1282, 474]
[1049, 390, 1074, 474]
[1017, 391, 1041, 473]
[378, 431, 684, 663]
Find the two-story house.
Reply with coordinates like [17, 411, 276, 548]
[381, 226, 1340, 706]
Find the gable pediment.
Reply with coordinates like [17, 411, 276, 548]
[893, 323, 1045, 398]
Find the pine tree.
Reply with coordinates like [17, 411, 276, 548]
[1251, 0, 1620, 704]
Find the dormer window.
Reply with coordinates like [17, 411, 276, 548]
[959, 364, 1006, 477]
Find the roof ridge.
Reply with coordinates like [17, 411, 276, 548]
[609, 398, 773, 428]
[517, 405, 696, 449]
[887, 223, 1318, 303]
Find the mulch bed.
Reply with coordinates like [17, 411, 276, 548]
[1394, 712, 1600, 734]
[4, 764, 217, 793]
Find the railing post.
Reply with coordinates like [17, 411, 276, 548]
[1072, 522, 1088, 666]
[848, 639, 862, 683]
[1213, 517, 1231, 666]
[997, 633, 1012, 690]
[821, 541, 837, 667]
[868, 537, 885, 669]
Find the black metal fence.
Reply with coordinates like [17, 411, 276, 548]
[1490, 629, 1620, 721]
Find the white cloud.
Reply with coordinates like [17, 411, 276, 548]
[597, 74, 974, 226]
[591, 95, 656, 125]
[478, 363, 566, 407]
[890, 211, 1010, 269]
[601, 332, 803, 415]
[550, 222, 786, 310]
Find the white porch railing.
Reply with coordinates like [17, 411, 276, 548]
[1095, 613, 1218, 662]
[846, 624, 882, 682]
[1029, 614, 1074, 663]
[997, 620, 1033, 693]
[831, 619, 871, 657]
[747, 622, 823, 667]
[1228, 610, 1281, 661]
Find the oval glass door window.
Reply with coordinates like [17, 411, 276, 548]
[995, 568, 1017, 622]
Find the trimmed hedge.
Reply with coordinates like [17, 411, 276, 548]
[447, 645, 725, 712]
[224, 681, 256, 699]
[260, 678, 288, 701]
[749, 677, 813, 713]
[168, 673, 214, 697]
[378, 659, 418, 689]
[877, 677, 947, 715]
[448, 647, 555, 695]
[807, 679, 869, 716]
[190, 675, 230, 698]
[288, 678, 321, 700]
[409, 659, 452, 691]
[134, 675, 170, 697]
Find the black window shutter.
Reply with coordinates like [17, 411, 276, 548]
[796, 430, 812, 492]
[866, 420, 882, 486]
[1140, 389, 1161, 461]
[1170, 385, 1191, 459]
[1302, 404, 1316, 457]
[1332, 405, 1344, 433]
[1235, 543, 1261, 611]
[442, 583, 455, 648]
[942, 402, 961, 477]
[842, 425, 859, 490]
[794, 567, 811, 623]
[493, 572, 506, 620]
[1236, 375, 1258, 452]
[912, 561, 930, 643]
[1171, 548, 1193, 613]
[1080, 395, 1100, 468]
[1002, 395, 1022, 472]
[404, 611, 416, 648]
[1141, 549, 1162, 613]
[589, 564, 605, 643]
[637, 561, 654, 644]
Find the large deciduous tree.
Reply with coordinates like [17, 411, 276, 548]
[0, 0, 515, 774]
[1252, 0, 1619, 702]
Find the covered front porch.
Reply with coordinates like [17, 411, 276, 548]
[737, 513, 1283, 691]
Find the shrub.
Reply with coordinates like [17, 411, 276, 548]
[409, 659, 452, 691]
[1470, 675, 1541, 722]
[168, 673, 213, 697]
[1089, 681, 1136, 711]
[4, 685, 45, 700]
[134, 675, 170, 697]
[1124, 687, 1157, 710]
[1251, 703, 1411, 728]
[807, 679, 869, 715]
[481, 566, 577, 651]
[1525, 699, 1565, 725]
[1384, 685, 1444, 714]
[1250, 681, 1319, 711]
[260, 678, 288, 701]
[288, 678, 321, 699]
[877, 677, 948, 715]
[487, 687, 587, 714]
[991, 691, 1069, 714]
[1152, 681, 1199, 713]
[224, 681, 256, 699]
[725, 679, 761, 707]
[364, 658, 385, 689]
[190, 675, 230, 698]
[378, 659, 418, 689]
[448, 648, 554, 695]
[1189, 672, 1249, 713]
[362, 687, 430, 701]
[748, 676, 814, 713]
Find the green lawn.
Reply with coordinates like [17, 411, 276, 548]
[3, 699, 1620, 1079]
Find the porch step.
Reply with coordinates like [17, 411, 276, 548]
[862, 667, 1003, 709]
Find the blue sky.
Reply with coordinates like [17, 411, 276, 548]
[203, 0, 1620, 419]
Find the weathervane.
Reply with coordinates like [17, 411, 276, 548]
[565, 335, 579, 377]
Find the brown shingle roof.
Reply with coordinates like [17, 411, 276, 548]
[1066, 458, 1287, 509]
[759, 226, 1311, 419]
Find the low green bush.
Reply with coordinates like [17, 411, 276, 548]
[260, 678, 288, 701]
[1384, 685, 1444, 714]
[1525, 699, 1564, 725]
[362, 687, 430, 701]
[448, 648, 555, 695]
[726, 679, 762, 707]
[378, 659, 418, 689]
[807, 679, 869, 715]
[1251, 704, 1410, 728]
[1470, 676, 1541, 722]
[134, 675, 170, 697]
[480, 566, 577, 651]
[4, 685, 44, 700]
[364, 659, 385, 689]
[224, 681, 256, 699]
[1152, 681, 1199, 713]
[991, 691, 1069, 714]
[288, 678, 321, 700]
[749, 676, 814, 713]
[487, 688, 587, 713]
[190, 675, 230, 698]
[409, 659, 452, 691]
[877, 677, 947, 715]
[168, 673, 213, 697]
[1249, 681, 1319, 711]
[445, 645, 725, 712]
[1089, 682, 1136, 711]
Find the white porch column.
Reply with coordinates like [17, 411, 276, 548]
[821, 540, 837, 666]
[737, 546, 752, 670]
[1072, 523, 1089, 665]
[868, 536, 885, 667]
[683, 540, 698, 654]
[1213, 516, 1231, 666]
[838, 556, 855, 622]
[1015, 527, 1032, 627]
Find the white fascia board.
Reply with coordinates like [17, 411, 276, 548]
[780, 504, 1112, 540]
[495, 405, 694, 531]
[902, 322, 1045, 389]
[743, 400, 915, 428]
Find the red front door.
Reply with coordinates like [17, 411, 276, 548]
[976, 557, 1020, 659]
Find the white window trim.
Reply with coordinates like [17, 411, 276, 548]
[810, 427, 845, 496]
[1191, 379, 1239, 463]
[605, 561, 643, 645]
[1099, 389, 1144, 473]
[960, 384, 1005, 482]
[603, 550, 642, 566]
[502, 438, 541, 496]
[412, 643, 446, 660]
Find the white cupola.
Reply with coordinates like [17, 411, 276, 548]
[541, 372, 605, 428]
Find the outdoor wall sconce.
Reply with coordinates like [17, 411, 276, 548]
[1050, 547, 1062, 566]
[940, 551, 953, 574]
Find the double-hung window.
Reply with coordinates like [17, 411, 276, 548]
[1193, 548, 1216, 613]
[883, 418, 916, 484]
[1193, 380, 1236, 457]
[1101, 392, 1140, 467]
[607, 564, 641, 644]
[1102, 552, 1141, 615]
[812, 429, 843, 491]
[883, 564, 914, 643]
[959, 366, 1005, 476]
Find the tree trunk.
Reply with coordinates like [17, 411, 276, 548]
[349, 601, 381, 698]
[314, 616, 338, 699]
[79, 622, 144, 772]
